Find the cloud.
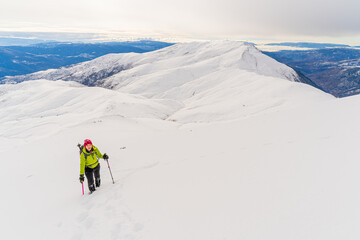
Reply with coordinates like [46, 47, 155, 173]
[1, 0, 359, 41]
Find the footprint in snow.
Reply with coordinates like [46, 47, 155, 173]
[77, 211, 88, 222]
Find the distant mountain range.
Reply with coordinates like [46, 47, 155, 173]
[0, 37, 51, 46]
[266, 42, 352, 49]
[263, 48, 360, 97]
[0, 41, 173, 78]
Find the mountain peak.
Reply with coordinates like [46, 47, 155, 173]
[0, 41, 331, 122]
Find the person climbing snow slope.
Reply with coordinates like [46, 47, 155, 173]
[79, 139, 109, 193]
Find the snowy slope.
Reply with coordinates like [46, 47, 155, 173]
[0, 80, 182, 151]
[105, 41, 302, 91]
[2, 92, 360, 240]
[0, 53, 136, 86]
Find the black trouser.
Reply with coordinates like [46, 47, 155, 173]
[85, 163, 100, 190]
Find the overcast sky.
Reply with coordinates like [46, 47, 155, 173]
[0, 0, 360, 44]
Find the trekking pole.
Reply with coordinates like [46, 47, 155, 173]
[78, 143, 85, 195]
[106, 159, 115, 184]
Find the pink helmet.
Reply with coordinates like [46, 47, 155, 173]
[84, 139, 93, 147]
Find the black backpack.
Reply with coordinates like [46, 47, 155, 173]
[77, 143, 84, 155]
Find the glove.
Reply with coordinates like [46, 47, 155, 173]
[79, 175, 85, 183]
[103, 153, 109, 160]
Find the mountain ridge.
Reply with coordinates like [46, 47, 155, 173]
[0, 41, 333, 123]
[1, 41, 319, 89]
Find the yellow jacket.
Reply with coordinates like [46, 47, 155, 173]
[80, 146, 104, 175]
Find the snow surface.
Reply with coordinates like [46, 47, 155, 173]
[0, 80, 182, 151]
[1, 41, 359, 240]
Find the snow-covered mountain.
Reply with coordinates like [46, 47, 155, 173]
[1, 41, 312, 87]
[1, 41, 328, 123]
[2, 41, 359, 240]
